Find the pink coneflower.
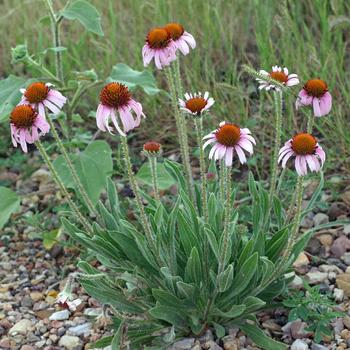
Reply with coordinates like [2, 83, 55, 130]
[296, 79, 332, 117]
[164, 23, 196, 56]
[10, 105, 50, 153]
[142, 28, 177, 69]
[19, 82, 67, 116]
[278, 133, 325, 176]
[203, 122, 256, 167]
[257, 66, 299, 91]
[179, 92, 215, 116]
[96, 82, 145, 136]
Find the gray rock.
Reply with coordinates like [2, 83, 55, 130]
[313, 213, 329, 227]
[68, 322, 91, 336]
[171, 338, 195, 350]
[21, 295, 33, 308]
[344, 224, 350, 235]
[305, 271, 328, 284]
[204, 340, 223, 350]
[58, 335, 81, 350]
[49, 310, 70, 321]
[331, 235, 350, 258]
[343, 252, 350, 265]
[9, 319, 32, 335]
[291, 339, 309, 350]
[311, 344, 328, 350]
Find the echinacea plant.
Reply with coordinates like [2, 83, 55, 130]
[4, 2, 346, 349]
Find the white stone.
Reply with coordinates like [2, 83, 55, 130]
[9, 319, 32, 335]
[291, 339, 309, 350]
[293, 252, 309, 267]
[306, 271, 328, 284]
[58, 335, 81, 350]
[49, 309, 70, 321]
[313, 213, 329, 227]
[68, 322, 91, 336]
[344, 224, 350, 235]
[333, 288, 344, 302]
[290, 275, 303, 289]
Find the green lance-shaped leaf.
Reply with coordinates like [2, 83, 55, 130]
[184, 247, 202, 285]
[111, 321, 124, 350]
[62, 0, 104, 36]
[240, 323, 287, 350]
[0, 186, 20, 229]
[108, 63, 160, 95]
[212, 304, 246, 318]
[218, 263, 234, 293]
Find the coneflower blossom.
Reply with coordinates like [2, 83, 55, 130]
[203, 122, 256, 167]
[96, 82, 145, 136]
[256, 66, 299, 91]
[143, 141, 162, 156]
[179, 92, 215, 116]
[142, 27, 177, 69]
[296, 79, 332, 117]
[10, 105, 50, 153]
[164, 23, 196, 56]
[278, 133, 325, 176]
[19, 82, 67, 116]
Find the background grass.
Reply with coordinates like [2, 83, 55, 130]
[0, 0, 349, 179]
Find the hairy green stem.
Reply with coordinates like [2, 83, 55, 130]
[219, 166, 232, 274]
[149, 157, 160, 201]
[165, 67, 194, 201]
[282, 176, 304, 261]
[45, 0, 64, 83]
[120, 136, 160, 263]
[269, 90, 283, 204]
[47, 118, 97, 217]
[194, 117, 208, 222]
[27, 57, 60, 83]
[219, 160, 226, 203]
[35, 140, 93, 234]
[306, 110, 314, 133]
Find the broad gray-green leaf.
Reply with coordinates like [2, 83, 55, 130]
[212, 304, 246, 318]
[62, 0, 104, 36]
[0, 186, 20, 229]
[0, 76, 26, 122]
[136, 162, 175, 190]
[218, 264, 234, 292]
[53, 140, 112, 204]
[108, 63, 160, 95]
[240, 324, 287, 350]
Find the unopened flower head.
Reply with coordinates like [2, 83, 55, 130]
[296, 79, 332, 117]
[96, 82, 145, 136]
[142, 27, 177, 69]
[143, 141, 162, 157]
[203, 121, 256, 167]
[179, 92, 214, 116]
[10, 105, 50, 153]
[257, 66, 299, 91]
[278, 132, 325, 176]
[19, 82, 67, 116]
[164, 23, 196, 56]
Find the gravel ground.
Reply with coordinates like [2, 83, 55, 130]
[1, 169, 350, 350]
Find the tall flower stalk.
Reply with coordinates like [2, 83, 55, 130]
[45, 0, 64, 83]
[194, 117, 208, 222]
[120, 136, 160, 263]
[143, 142, 162, 202]
[35, 140, 93, 235]
[268, 89, 283, 206]
[165, 67, 194, 201]
[47, 118, 97, 217]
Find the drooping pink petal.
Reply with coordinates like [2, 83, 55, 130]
[235, 145, 247, 164]
[10, 125, 18, 147]
[203, 138, 216, 149]
[281, 151, 294, 168]
[318, 92, 332, 116]
[296, 89, 313, 109]
[225, 147, 233, 167]
[315, 146, 326, 164]
[183, 32, 196, 48]
[286, 77, 299, 86]
[19, 129, 28, 153]
[237, 139, 253, 154]
[43, 99, 61, 114]
[209, 143, 219, 160]
[295, 156, 302, 176]
[110, 110, 125, 136]
[300, 156, 307, 175]
[312, 97, 322, 117]
[306, 155, 317, 172]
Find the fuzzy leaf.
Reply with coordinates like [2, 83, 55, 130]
[0, 186, 20, 229]
[62, 0, 104, 36]
[108, 63, 160, 95]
